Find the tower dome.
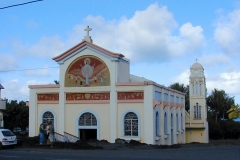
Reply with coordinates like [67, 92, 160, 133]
[190, 62, 203, 69]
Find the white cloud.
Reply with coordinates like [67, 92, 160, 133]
[167, 23, 204, 56]
[23, 65, 50, 77]
[13, 36, 67, 58]
[171, 69, 189, 86]
[1, 79, 52, 101]
[1, 79, 28, 101]
[214, 9, 240, 56]
[15, 3, 204, 63]
[82, 4, 204, 62]
[171, 69, 240, 96]
[207, 71, 240, 95]
[0, 54, 18, 71]
[201, 53, 230, 67]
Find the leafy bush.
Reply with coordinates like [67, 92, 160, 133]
[209, 119, 240, 139]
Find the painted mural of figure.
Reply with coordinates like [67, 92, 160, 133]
[80, 59, 95, 85]
[94, 76, 97, 83]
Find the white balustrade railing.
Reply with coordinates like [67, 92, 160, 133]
[54, 132, 67, 142]
[64, 132, 79, 143]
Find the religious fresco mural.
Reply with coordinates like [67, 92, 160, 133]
[65, 56, 110, 87]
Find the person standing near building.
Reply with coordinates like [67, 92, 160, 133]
[48, 122, 54, 148]
[46, 123, 50, 145]
[39, 124, 44, 144]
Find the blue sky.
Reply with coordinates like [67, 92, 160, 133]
[0, 0, 240, 105]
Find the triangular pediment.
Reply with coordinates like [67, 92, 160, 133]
[52, 40, 124, 64]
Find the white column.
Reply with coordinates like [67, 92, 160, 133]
[29, 89, 37, 137]
[110, 88, 117, 143]
[58, 64, 65, 135]
[58, 90, 65, 134]
[144, 85, 154, 144]
[109, 61, 117, 143]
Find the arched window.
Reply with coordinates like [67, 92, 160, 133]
[79, 112, 97, 126]
[164, 112, 167, 134]
[176, 113, 179, 131]
[42, 111, 54, 128]
[156, 112, 160, 136]
[124, 112, 138, 136]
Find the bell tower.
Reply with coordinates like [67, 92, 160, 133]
[187, 59, 209, 143]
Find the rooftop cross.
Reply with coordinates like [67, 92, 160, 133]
[195, 58, 198, 62]
[84, 26, 92, 36]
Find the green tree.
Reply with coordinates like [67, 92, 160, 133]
[207, 88, 234, 122]
[54, 80, 59, 84]
[3, 100, 29, 130]
[227, 104, 240, 119]
[168, 83, 189, 111]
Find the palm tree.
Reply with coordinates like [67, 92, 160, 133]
[54, 80, 59, 84]
[169, 83, 189, 111]
[227, 104, 240, 119]
[207, 88, 234, 122]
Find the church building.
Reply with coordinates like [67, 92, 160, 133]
[28, 26, 207, 145]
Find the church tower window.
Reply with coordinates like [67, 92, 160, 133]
[124, 112, 138, 136]
[194, 103, 201, 119]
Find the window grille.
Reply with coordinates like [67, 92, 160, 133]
[124, 112, 138, 136]
[42, 111, 54, 128]
[79, 112, 97, 126]
[194, 103, 201, 119]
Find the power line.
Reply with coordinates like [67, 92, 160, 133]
[0, 66, 59, 72]
[0, 0, 43, 10]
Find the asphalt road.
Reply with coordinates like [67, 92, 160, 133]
[0, 146, 239, 160]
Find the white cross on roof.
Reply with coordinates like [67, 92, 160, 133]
[84, 26, 92, 36]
